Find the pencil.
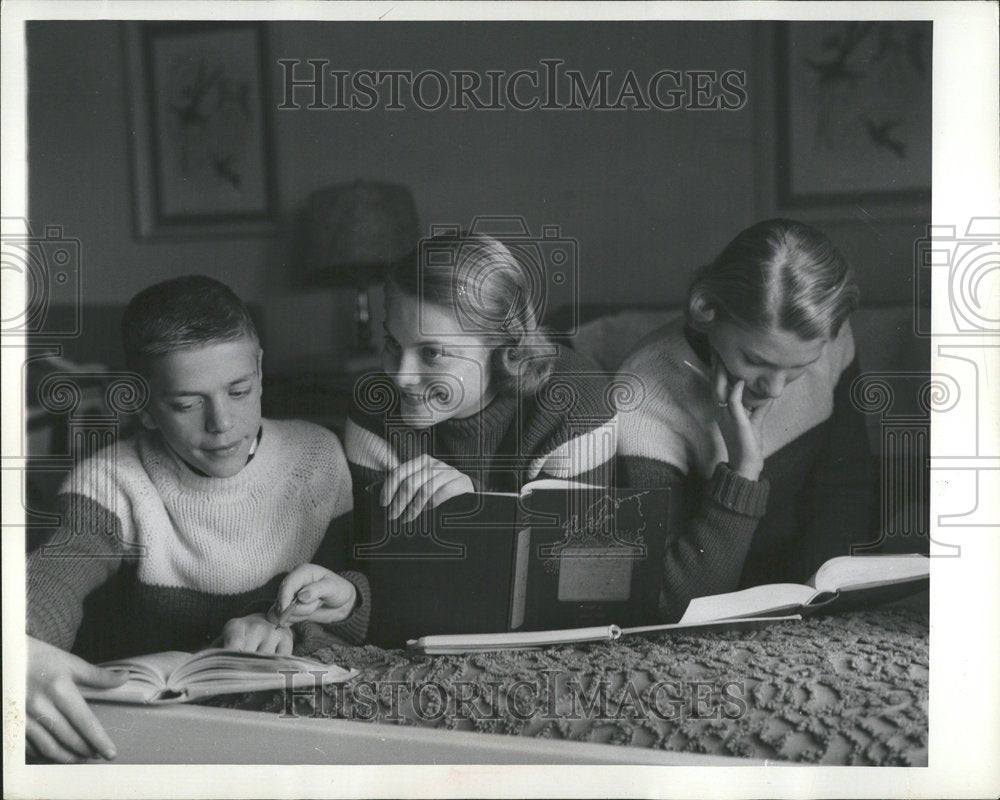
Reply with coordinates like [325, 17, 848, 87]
[273, 591, 303, 628]
[682, 359, 712, 384]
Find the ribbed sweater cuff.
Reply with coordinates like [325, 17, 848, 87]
[321, 570, 371, 645]
[26, 590, 75, 651]
[707, 463, 770, 517]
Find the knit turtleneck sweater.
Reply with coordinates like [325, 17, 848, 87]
[345, 348, 618, 500]
[28, 418, 369, 660]
[615, 316, 874, 621]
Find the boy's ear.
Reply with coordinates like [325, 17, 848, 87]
[139, 409, 158, 431]
[256, 348, 264, 391]
[688, 292, 716, 330]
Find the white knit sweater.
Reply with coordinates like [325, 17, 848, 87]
[28, 418, 368, 657]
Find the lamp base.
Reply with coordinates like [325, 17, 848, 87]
[354, 284, 375, 353]
[342, 281, 383, 374]
[343, 351, 383, 374]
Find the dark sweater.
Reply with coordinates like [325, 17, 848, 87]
[615, 317, 874, 621]
[345, 348, 617, 503]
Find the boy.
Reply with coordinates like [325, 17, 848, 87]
[26, 276, 368, 763]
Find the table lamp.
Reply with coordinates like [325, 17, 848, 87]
[301, 181, 418, 354]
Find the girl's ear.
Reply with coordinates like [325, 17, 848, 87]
[494, 346, 517, 374]
[139, 409, 158, 431]
[688, 291, 716, 330]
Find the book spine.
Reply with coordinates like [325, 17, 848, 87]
[508, 528, 531, 630]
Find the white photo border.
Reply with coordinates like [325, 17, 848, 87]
[3, 1, 998, 798]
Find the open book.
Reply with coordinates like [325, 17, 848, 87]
[406, 554, 928, 654]
[353, 477, 671, 647]
[82, 649, 357, 705]
[679, 554, 929, 624]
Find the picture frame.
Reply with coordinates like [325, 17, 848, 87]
[123, 22, 277, 238]
[774, 21, 932, 208]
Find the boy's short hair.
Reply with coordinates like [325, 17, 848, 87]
[121, 275, 259, 372]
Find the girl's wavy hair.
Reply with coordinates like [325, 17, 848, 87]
[686, 218, 860, 340]
[387, 232, 556, 395]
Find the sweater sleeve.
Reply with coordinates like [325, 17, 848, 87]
[27, 493, 128, 651]
[791, 356, 876, 576]
[616, 454, 770, 621]
[535, 431, 615, 488]
[295, 428, 372, 645]
[307, 509, 371, 644]
[344, 411, 398, 520]
[529, 353, 617, 487]
[615, 348, 771, 621]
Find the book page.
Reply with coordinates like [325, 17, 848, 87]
[810, 554, 930, 593]
[100, 651, 191, 685]
[179, 659, 356, 703]
[520, 478, 602, 494]
[170, 649, 354, 687]
[623, 614, 803, 636]
[679, 583, 816, 625]
[80, 683, 163, 705]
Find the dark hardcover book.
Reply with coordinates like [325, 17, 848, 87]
[352, 479, 670, 647]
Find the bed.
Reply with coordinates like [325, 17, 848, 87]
[30, 303, 930, 765]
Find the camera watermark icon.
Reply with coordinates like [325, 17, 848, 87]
[902, 217, 1000, 555]
[913, 217, 999, 336]
[418, 216, 580, 338]
[1, 218, 82, 338]
[4, 364, 149, 558]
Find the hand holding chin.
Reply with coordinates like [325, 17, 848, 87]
[710, 353, 772, 481]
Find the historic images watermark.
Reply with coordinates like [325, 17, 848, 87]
[277, 60, 748, 112]
[278, 670, 748, 724]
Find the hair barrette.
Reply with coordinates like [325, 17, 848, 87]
[500, 287, 522, 333]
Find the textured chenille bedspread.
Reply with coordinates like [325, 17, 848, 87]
[208, 605, 928, 766]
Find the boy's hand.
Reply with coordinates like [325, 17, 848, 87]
[215, 613, 294, 655]
[381, 454, 475, 522]
[268, 564, 358, 626]
[26, 636, 126, 763]
[711, 353, 773, 481]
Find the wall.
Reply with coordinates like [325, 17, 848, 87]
[27, 21, 926, 369]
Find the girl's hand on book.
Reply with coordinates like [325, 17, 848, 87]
[216, 613, 294, 655]
[25, 636, 126, 763]
[270, 563, 358, 625]
[711, 354, 773, 481]
[382, 454, 475, 522]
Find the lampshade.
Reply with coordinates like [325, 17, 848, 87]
[302, 181, 419, 284]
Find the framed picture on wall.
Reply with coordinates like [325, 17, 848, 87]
[774, 21, 932, 207]
[124, 22, 277, 238]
